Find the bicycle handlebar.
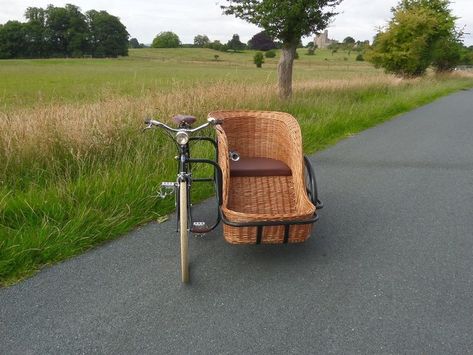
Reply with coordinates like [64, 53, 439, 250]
[144, 117, 221, 133]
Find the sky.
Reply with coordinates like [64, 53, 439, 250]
[1, 0, 472, 46]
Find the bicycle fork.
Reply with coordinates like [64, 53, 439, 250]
[159, 160, 222, 236]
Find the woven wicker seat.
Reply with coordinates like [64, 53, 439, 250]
[209, 110, 317, 244]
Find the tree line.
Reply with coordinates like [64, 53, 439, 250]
[149, 31, 278, 52]
[0, 4, 129, 59]
[149, 31, 366, 53]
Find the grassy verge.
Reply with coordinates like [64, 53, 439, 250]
[1, 52, 472, 285]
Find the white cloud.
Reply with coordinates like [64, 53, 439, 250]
[0, 0, 472, 45]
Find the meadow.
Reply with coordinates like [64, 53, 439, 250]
[1, 48, 472, 285]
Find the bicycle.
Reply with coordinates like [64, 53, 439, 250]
[144, 115, 223, 283]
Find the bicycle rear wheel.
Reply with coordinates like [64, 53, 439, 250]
[179, 180, 189, 283]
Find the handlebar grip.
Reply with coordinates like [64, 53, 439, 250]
[144, 119, 151, 124]
[208, 117, 223, 125]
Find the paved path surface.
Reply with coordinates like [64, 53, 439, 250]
[1, 90, 473, 354]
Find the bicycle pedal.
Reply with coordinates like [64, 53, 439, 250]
[159, 182, 176, 198]
[192, 221, 210, 236]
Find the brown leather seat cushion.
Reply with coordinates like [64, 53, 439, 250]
[230, 157, 292, 177]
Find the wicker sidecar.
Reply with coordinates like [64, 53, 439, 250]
[209, 110, 322, 244]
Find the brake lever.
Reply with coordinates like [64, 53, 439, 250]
[142, 123, 153, 133]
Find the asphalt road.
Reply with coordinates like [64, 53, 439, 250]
[1, 90, 473, 354]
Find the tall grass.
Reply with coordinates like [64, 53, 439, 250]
[1, 72, 472, 285]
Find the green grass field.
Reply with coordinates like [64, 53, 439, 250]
[0, 48, 374, 109]
[1, 48, 472, 285]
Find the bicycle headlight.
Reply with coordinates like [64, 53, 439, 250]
[176, 131, 189, 145]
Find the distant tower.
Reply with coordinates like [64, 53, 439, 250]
[314, 30, 333, 49]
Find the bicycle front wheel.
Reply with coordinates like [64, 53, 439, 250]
[179, 180, 189, 283]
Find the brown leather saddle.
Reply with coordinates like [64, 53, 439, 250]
[173, 114, 196, 126]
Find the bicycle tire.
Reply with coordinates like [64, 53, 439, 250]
[179, 180, 189, 283]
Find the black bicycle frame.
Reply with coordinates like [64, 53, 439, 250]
[175, 136, 223, 234]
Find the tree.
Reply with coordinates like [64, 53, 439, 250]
[129, 38, 140, 48]
[44, 4, 89, 57]
[343, 36, 355, 45]
[354, 40, 369, 52]
[152, 31, 180, 48]
[342, 36, 355, 54]
[222, 0, 342, 98]
[431, 37, 462, 72]
[44, 5, 69, 56]
[194, 34, 210, 48]
[226, 34, 245, 51]
[366, 0, 461, 76]
[248, 31, 275, 51]
[0, 5, 128, 58]
[86, 10, 129, 57]
[24, 7, 48, 57]
[265, 50, 276, 58]
[254, 51, 265, 67]
[64, 5, 89, 57]
[208, 40, 224, 51]
[458, 46, 473, 65]
[0, 21, 28, 59]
